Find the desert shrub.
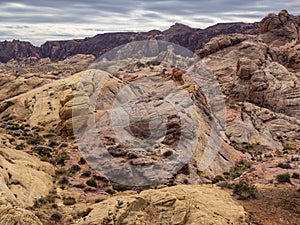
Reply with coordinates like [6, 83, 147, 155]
[86, 179, 97, 188]
[78, 157, 86, 164]
[55, 152, 70, 165]
[15, 143, 26, 150]
[50, 212, 62, 221]
[233, 181, 257, 200]
[33, 197, 48, 208]
[225, 161, 252, 179]
[163, 150, 173, 158]
[81, 170, 92, 177]
[51, 204, 58, 209]
[55, 168, 68, 175]
[78, 207, 93, 218]
[2, 115, 13, 121]
[63, 197, 76, 205]
[33, 194, 56, 208]
[27, 135, 44, 145]
[212, 175, 225, 184]
[277, 163, 292, 169]
[283, 144, 292, 151]
[58, 176, 69, 185]
[59, 142, 68, 148]
[292, 172, 300, 179]
[95, 198, 105, 203]
[242, 142, 254, 149]
[48, 140, 58, 147]
[10, 123, 23, 130]
[105, 189, 116, 195]
[34, 145, 53, 157]
[113, 183, 128, 192]
[276, 173, 291, 183]
[69, 164, 81, 174]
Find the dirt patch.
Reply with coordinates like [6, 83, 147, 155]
[238, 186, 300, 225]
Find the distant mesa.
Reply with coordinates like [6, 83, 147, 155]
[0, 20, 259, 63]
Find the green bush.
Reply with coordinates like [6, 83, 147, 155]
[86, 179, 97, 188]
[283, 144, 292, 151]
[113, 183, 128, 192]
[55, 168, 68, 175]
[50, 212, 62, 221]
[34, 146, 53, 157]
[233, 181, 257, 200]
[105, 189, 116, 195]
[277, 163, 292, 169]
[292, 173, 300, 179]
[27, 135, 44, 145]
[78, 157, 86, 165]
[10, 123, 23, 130]
[63, 197, 76, 205]
[163, 150, 173, 158]
[276, 173, 291, 183]
[55, 152, 70, 165]
[226, 161, 252, 179]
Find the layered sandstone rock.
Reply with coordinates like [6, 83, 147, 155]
[0, 134, 54, 208]
[81, 185, 248, 225]
[259, 9, 300, 44]
[0, 199, 42, 225]
[200, 10, 300, 154]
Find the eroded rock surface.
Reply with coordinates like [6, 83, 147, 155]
[0, 134, 54, 208]
[0, 198, 42, 225]
[81, 185, 248, 225]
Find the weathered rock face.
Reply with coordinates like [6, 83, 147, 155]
[0, 40, 40, 63]
[259, 10, 300, 44]
[0, 199, 42, 225]
[199, 10, 300, 156]
[0, 22, 259, 63]
[0, 60, 244, 187]
[0, 134, 54, 208]
[197, 33, 247, 58]
[81, 185, 249, 225]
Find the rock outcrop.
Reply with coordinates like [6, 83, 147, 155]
[0, 40, 40, 63]
[259, 9, 300, 44]
[199, 10, 300, 155]
[0, 134, 54, 208]
[0, 199, 42, 225]
[81, 185, 248, 225]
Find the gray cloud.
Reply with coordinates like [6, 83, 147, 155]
[0, 0, 299, 45]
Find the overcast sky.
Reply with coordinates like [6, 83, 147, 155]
[0, 0, 299, 46]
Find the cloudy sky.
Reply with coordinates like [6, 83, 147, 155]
[0, 0, 299, 46]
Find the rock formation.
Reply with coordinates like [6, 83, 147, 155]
[0, 22, 259, 63]
[0, 10, 299, 225]
[0, 40, 40, 63]
[81, 185, 248, 225]
[0, 200, 42, 225]
[199, 10, 300, 153]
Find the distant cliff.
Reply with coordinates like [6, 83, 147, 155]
[0, 22, 259, 62]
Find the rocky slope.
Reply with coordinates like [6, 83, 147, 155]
[197, 9, 300, 225]
[0, 22, 258, 63]
[0, 9, 299, 225]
